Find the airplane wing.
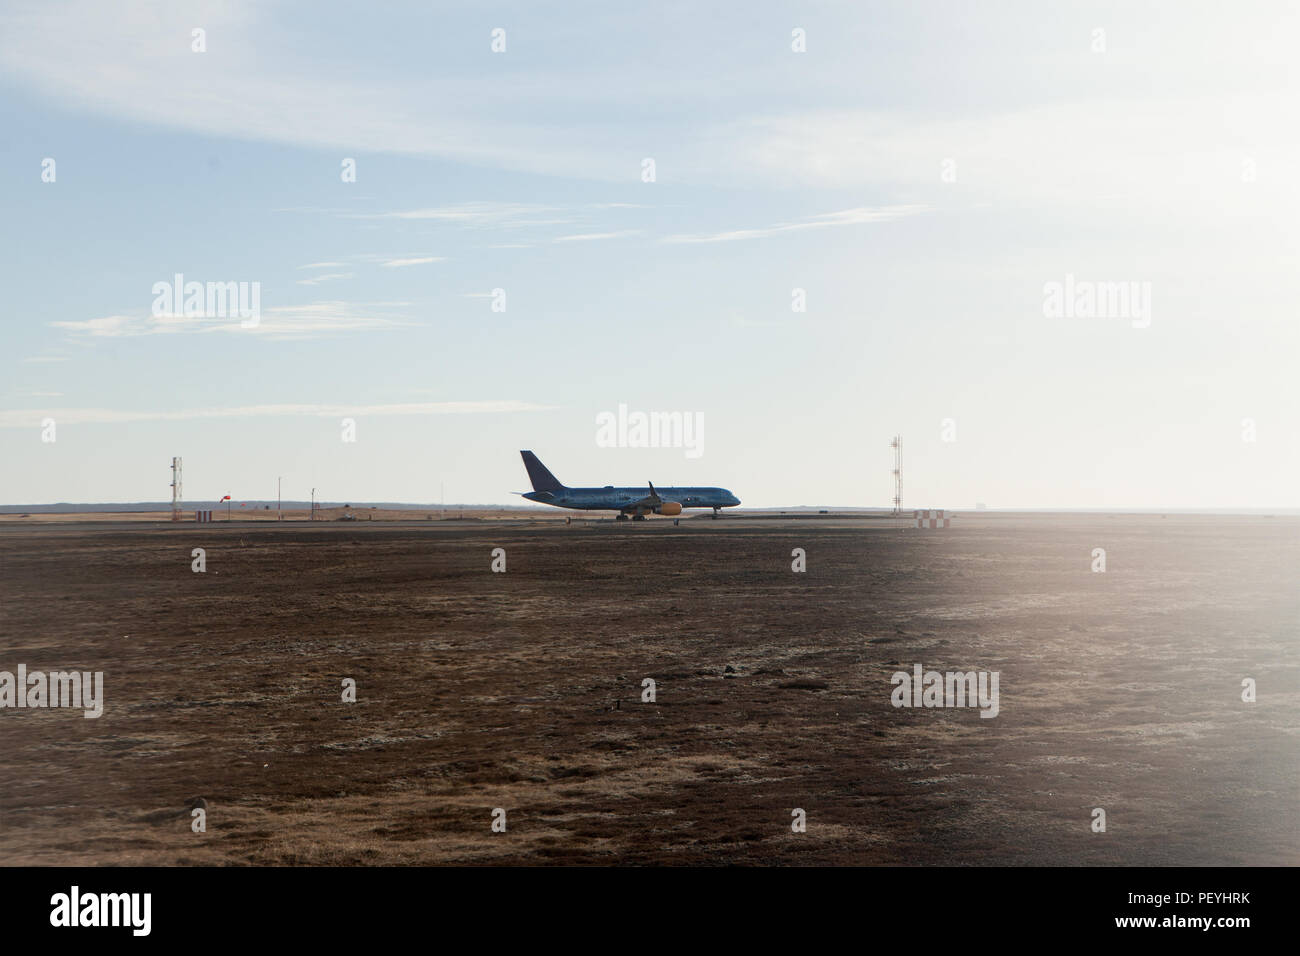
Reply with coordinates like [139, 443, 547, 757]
[621, 483, 670, 512]
[622, 483, 660, 509]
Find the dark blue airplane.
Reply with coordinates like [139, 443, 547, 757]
[517, 450, 741, 520]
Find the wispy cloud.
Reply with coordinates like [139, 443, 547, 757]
[553, 231, 640, 243]
[295, 272, 354, 285]
[728, 313, 788, 329]
[0, 400, 557, 428]
[22, 355, 70, 364]
[663, 205, 929, 244]
[298, 261, 346, 270]
[49, 315, 140, 336]
[355, 202, 564, 227]
[258, 303, 412, 338]
[381, 256, 445, 267]
[50, 302, 412, 341]
[4, 1, 1295, 205]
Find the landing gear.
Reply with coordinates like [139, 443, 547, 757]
[712, 507, 720, 519]
[616, 513, 630, 521]
[632, 514, 647, 521]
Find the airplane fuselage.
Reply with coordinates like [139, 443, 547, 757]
[517, 450, 740, 517]
[522, 485, 740, 513]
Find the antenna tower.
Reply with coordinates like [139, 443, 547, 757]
[171, 457, 183, 522]
[890, 436, 902, 516]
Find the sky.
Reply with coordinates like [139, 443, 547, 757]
[1, 0, 1297, 509]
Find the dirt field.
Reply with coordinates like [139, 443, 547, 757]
[1, 513, 1296, 865]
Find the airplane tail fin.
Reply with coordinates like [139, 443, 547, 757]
[520, 450, 565, 492]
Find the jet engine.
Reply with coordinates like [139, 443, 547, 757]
[655, 501, 683, 516]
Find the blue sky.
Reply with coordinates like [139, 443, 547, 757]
[1, 0, 1297, 508]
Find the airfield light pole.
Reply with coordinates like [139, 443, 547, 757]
[891, 435, 902, 516]
[311, 487, 315, 521]
[278, 476, 282, 522]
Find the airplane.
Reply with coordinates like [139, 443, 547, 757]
[517, 450, 741, 520]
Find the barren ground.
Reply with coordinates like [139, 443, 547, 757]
[0, 513, 1296, 865]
